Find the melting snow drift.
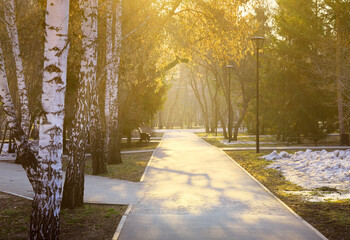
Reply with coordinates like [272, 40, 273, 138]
[263, 149, 350, 201]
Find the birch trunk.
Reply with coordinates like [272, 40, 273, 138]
[34, 0, 70, 238]
[4, 0, 30, 135]
[91, 95, 107, 174]
[90, 1, 107, 174]
[62, 0, 100, 208]
[2, 42, 52, 238]
[0, 45, 38, 186]
[106, 0, 122, 164]
[104, 0, 113, 160]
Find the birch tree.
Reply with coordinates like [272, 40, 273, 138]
[90, 1, 107, 175]
[3, 0, 30, 135]
[0, 46, 37, 182]
[104, 0, 113, 160]
[35, 0, 70, 237]
[61, 0, 93, 208]
[0, 0, 70, 236]
[105, 0, 122, 164]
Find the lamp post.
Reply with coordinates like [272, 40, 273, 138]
[251, 36, 264, 153]
[225, 65, 234, 143]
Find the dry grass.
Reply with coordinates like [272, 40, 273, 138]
[226, 151, 350, 240]
[85, 152, 153, 182]
[0, 192, 127, 240]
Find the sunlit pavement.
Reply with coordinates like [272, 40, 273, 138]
[0, 162, 146, 205]
[118, 130, 326, 240]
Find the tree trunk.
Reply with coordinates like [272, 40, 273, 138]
[104, 0, 122, 165]
[63, 124, 67, 154]
[189, 74, 210, 133]
[108, 0, 123, 165]
[336, 9, 345, 136]
[108, 128, 122, 164]
[91, 87, 107, 173]
[0, 112, 3, 140]
[219, 112, 228, 139]
[4, 0, 30, 135]
[8, 130, 13, 153]
[233, 101, 249, 141]
[34, 0, 70, 238]
[62, 0, 100, 207]
[158, 111, 163, 129]
[126, 128, 132, 147]
[104, 0, 113, 156]
[0, 121, 8, 154]
[88, 0, 107, 175]
[2, 41, 61, 239]
[61, 110, 86, 208]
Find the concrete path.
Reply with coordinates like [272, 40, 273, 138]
[118, 130, 325, 240]
[0, 162, 146, 205]
[0, 149, 155, 162]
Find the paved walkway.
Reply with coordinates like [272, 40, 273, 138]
[0, 162, 145, 205]
[0, 149, 155, 161]
[118, 131, 325, 240]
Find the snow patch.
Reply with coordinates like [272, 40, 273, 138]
[261, 150, 291, 161]
[220, 140, 256, 145]
[264, 150, 350, 197]
[285, 190, 350, 202]
[0, 143, 9, 153]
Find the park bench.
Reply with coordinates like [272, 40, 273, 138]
[137, 127, 150, 142]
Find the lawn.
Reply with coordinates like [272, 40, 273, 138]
[2, 141, 156, 239]
[226, 151, 350, 240]
[121, 139, 160, 151]
[198, 132, 341, 148]
[85, 152, 154, 182]
[62, 140, 159, 181]
[201, 136, 282, 148]
[0, 192, 127, 240]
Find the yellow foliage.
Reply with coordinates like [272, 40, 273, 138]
[170, 0, 260, 67]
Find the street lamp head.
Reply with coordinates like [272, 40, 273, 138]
[251, 36, 265, 49]
[225, 65, 234, 68]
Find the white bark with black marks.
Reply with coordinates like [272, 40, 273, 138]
[62, 0, 100, 208]
[0, 44, 37, 177]
[34, 0, 70, 238]
[106, 0, 123, 164]
[104, 0, 114, 157]
[111, 0, 122, 125]
[4, 0, 30, 135]
[88, 0, 107, 174]
[0, 43, 40, 238]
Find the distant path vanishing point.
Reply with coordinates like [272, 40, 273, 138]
[118, 130, 326, 240]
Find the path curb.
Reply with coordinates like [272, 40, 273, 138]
[140, 148, 158, 182]
[112, 204, 133, 240]
[113, 135, 164, 239]
[220, 149, 328, 240]
[198, 136, 328, 240]
[0, 190, 33, 200]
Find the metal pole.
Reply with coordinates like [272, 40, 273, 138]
[215, 108, 218, 136]
[215, 80, 218, 136]
[256, 47, 260, 153]
[228, 70, 232, 143]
